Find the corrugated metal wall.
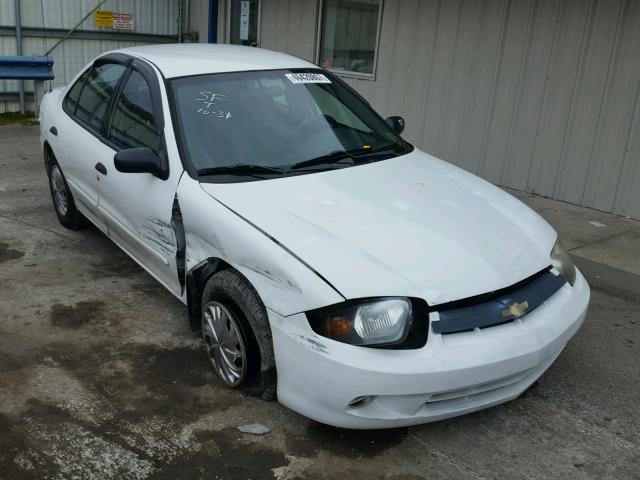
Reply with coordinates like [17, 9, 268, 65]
[0, 0, 179, 112]
[259, 0, 318, 61]
[258, 0, 640, 219]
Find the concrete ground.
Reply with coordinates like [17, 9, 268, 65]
[1, 123, 639, 480]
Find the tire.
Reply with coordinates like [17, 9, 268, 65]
[47, 159, 86, 230]
[201, 269, 276, 400]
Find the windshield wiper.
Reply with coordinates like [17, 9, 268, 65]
[289, 150, 355, 170]
[290, 145, 401, 171]
[198, 144, 406, 177]
[349, 144, 401, 158]
[197, 164, 286, 177]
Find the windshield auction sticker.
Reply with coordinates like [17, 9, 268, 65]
[285, 73, 331, 84]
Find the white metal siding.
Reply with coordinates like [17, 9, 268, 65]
[1, 0, 179, 112]
[2, 0, 178, 34]
[258, 0, 640, 218]
[259, 0, 318, 60]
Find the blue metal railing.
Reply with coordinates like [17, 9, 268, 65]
[0, 55, 54, 80]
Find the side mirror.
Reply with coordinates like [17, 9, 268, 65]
[385, 116, 405, 135]
[114, 147, 168, 180]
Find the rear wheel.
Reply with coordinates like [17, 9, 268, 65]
[201, 269, 276, 400]
[48, 161, 86, 230]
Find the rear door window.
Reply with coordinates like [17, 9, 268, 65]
[75, 63, 126, 132]
[108, 70, 162, 152]
[62, 69, 89, 115]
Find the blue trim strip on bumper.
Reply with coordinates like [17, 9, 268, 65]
[432, 271, 567, 334]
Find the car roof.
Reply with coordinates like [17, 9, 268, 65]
[114, 43, 318, 79]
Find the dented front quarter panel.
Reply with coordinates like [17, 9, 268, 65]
[176, 175, 344, 316]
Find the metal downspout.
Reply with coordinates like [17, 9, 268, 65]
[14, 0, 24, 114]
[208, 0, 218, 43]
[177, 0, 183, 42]
[184, 0, 190, 40]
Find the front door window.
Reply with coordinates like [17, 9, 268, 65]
[228, 0, 260, 46]
[109, 70, 162, 153]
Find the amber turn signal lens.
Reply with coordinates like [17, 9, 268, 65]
[326, 315, 352, 337]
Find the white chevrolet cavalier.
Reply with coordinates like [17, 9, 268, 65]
[39, 44, 590, 429]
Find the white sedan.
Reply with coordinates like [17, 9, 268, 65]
[39, 44, 590, 429]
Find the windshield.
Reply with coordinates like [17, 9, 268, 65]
[170, 69, 411, 181]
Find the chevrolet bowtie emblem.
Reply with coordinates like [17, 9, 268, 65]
[502, 301, 529, 319]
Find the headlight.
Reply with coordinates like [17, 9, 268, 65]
[551, 239, 576, 285]
[307, 297, 413, 347]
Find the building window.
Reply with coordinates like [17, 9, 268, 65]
[318, 0, 382, 77]
[227, 0, 260, 46]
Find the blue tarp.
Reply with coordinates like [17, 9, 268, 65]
[0, 56, 54, 80]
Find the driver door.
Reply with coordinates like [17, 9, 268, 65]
[96, 61, 183, 297]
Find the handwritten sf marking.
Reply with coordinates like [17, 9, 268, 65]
[197, 92, 226, 108]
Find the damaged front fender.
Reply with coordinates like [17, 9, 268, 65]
[177, 175, 344, 318]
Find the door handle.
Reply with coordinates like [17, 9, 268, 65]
[95, 162, 107, 175]
[49, 126, 58, 136]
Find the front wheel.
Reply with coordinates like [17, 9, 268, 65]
[202, 301, 248, 387]
[201, 269, 276, 400]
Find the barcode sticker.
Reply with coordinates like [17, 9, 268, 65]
[285, 73, 331, 84]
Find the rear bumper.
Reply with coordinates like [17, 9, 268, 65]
[269, 269, 590, 429]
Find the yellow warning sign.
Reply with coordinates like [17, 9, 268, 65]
[95, 10, 114, 27]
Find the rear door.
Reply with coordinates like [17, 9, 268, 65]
[57, 59, 128, 230]
[96, 59, 184, 296]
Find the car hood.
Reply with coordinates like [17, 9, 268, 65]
[199, 149, 557, 306]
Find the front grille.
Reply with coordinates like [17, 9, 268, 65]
[430, 268, 566, 334]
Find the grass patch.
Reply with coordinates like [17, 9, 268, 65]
[0, 112, 37, 126]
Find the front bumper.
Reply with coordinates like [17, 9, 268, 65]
[269, 269, 590, 429]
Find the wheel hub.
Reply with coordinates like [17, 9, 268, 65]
[202, 301, 247, 386]
[51, 166, 68, 216]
